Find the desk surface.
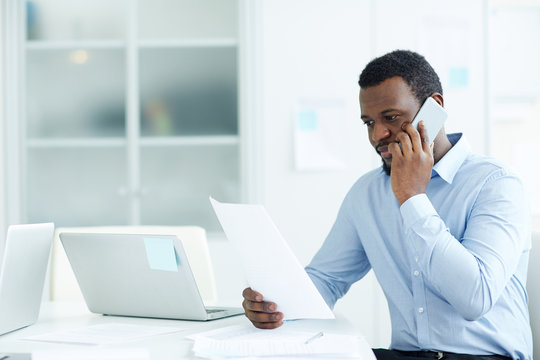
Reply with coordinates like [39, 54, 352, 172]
[0, 302, 366, 359]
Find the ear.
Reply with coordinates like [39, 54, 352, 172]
[431, 93, 444, 108]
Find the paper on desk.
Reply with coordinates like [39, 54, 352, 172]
[187, 323, 319, 342]
[32, 348, 150, 360]
[189, 324, 374, 359]
[23, 323, 183, 346]
[210, 197, 334, 320]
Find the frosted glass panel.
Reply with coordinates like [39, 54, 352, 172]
[140, 146, 240, 231]
[26, 148, 129, 226]
[490, 8, 540, 98]
[26, 49, 125, 138]
[138, 0, 237, 39]
[489, 6, 540, 222]
[139, 48, 237, 136]
[26, 0, 125, 40]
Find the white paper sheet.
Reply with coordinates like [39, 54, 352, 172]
[189, 324, 374, 359]
[294, 99, 348, 171]
[32, 348, 150, 360]
[210, 198, 334, 320]
[188, 324, 319, 342]
[23, 323, 183, 346]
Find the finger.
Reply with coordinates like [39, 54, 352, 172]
[388, 141, 402, 157]
[242, 287, 263, 302]
[395, 131, 412, 155]
[243, 299, 277, 313]
[252, 320, 284, 329]
[245, 309, 283, 324]
[418, 121, 431, 152]
[402, 122, 422, 152]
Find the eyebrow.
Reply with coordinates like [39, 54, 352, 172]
[361, 108, 399, 120]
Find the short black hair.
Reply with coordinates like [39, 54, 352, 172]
[358, 50, 443, 104]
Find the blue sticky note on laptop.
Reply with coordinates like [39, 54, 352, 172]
[143, 238, 178, 272]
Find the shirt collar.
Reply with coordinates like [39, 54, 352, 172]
[431, 133, 471, 184]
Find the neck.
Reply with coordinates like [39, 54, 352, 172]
[433, 133, 453, 164]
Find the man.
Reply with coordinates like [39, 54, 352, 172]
[242, 50, 532, 360]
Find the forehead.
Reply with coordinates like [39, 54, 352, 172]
[359, 76, 419, 114]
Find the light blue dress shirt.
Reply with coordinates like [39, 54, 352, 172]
[306, 133, 532, 359]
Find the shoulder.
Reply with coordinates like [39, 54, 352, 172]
[339, 167, 388, 210]
[349, 166, 387, 194]
[460, 153, 521, 184]
[456, 153, 527, 211]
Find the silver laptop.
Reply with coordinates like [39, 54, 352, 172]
[0, 223, 55, 335]
[59, 232, 244, 321]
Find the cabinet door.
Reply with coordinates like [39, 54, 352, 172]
[138, 0, 240, 231]
[24, 0, 129, 225]
[22, 0, 241, 228]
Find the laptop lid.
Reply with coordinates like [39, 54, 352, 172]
[0, 223, 55, 335]
[59, 232, 242, 321]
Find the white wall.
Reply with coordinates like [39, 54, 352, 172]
[257, 0, 392, 347]
[210, 2, 390, 346]
[373, 0, 487, 154]
[0, 1, 6, 243]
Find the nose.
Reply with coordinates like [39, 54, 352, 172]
[371, 122, 391, 143]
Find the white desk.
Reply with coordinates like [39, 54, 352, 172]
[0, 302, 365, 359]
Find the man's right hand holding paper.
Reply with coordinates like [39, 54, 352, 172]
[242, 287, 284, 329]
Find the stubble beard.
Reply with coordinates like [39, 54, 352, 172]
[382, 159, 391, 176]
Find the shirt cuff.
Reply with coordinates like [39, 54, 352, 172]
[400, 193, 438, 230]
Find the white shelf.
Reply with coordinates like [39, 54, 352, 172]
[26, 40, 125, 50]
[138, 38, 237, 48]
[26, 138, 126, 148]
[26, 38, 238, 50]
[140, 135, 239, 147]
[26, 136, 239, 148]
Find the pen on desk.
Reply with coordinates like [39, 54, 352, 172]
[304, 331, 324, 344]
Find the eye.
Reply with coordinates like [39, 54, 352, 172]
[384, 115, 398, 121]
[363, 120, 375, 127]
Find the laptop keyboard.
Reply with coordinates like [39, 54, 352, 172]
[206, 309, 225, 314]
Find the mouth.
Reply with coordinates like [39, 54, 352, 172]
[376, 144, 392, 160]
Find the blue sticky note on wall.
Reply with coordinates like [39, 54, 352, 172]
[144, 238, 179, 272]
[297, 110, 318, 131]
[449, 67, 469, 88]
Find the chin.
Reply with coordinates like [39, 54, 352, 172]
[382, 159, 391, 176]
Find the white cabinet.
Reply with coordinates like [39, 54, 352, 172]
[7, 0, 253, 233]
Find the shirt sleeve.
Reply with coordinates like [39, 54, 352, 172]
[400, 169, 530, 321]
[305, 195, 371, 309]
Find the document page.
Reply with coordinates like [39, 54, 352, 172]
[32, 349, 150, 360]
[23, 323, 184, 346]
[210, 197, 334, 320]
[189, 324, 375, 359]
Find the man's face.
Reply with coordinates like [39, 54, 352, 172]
[359, 76, 421, 174]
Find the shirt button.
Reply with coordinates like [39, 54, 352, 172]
[415, 257, 419, 263]
[413, 270, 419, 276]
[418, 307, 424, 313]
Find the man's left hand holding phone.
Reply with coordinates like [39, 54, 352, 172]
[389, 96, 447, 205]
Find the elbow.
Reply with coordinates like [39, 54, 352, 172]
[459, 306, 489, 321]
[452, 288, 495, 321]
[443, 260, 502, 321]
